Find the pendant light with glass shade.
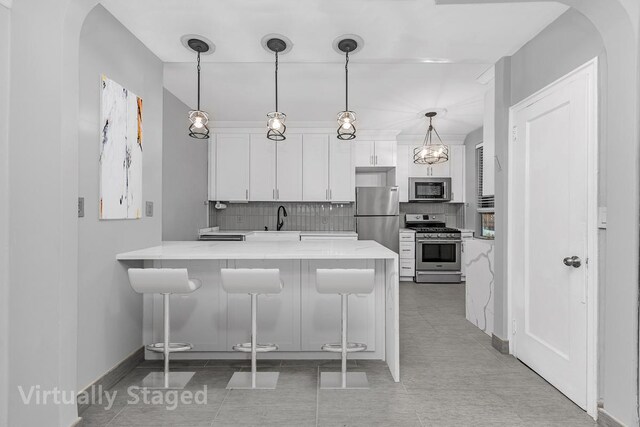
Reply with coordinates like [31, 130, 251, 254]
[186, 38, 211, 139]
[265, 37, 288, 141]
[413, 112, 449, 164]
[336, 38, 358, 140]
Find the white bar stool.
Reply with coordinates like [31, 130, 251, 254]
[221, 268, 283, 390]
[128, 268, 201, 389]
[316, 268, 375, 389]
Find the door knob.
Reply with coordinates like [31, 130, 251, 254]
[563, 256, 582, 268]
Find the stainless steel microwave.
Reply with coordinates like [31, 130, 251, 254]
[409, 177, 451, 202]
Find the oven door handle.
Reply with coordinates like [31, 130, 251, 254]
[417, 239, 463, 244]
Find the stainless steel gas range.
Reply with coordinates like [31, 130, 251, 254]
[405, 214, 462, 283]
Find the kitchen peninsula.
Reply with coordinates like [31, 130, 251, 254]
[116, 240, 400, 381]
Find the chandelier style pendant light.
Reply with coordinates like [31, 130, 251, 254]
[266, 38, 288, 141]
[413, 112, 449, 165]
[336, 38, 358, 140]
[187, 38, 211, 139]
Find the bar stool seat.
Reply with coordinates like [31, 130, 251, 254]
[316, 268, 375, 390]
[128, 268, 201, 389]
[221, 268, 283, 390]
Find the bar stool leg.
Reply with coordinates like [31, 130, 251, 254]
[140, 293, 196, 389]
[341, 294, 347, 389]
[251, 293, 257, 389]
[164, 293, 170, 388]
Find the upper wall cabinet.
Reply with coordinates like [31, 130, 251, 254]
[216, 134, 250, 201]
[276, 134, 303, 201]
[396, 144, 410, 203]
[450, 145, 466, 203]
[302, 135, 330, 202]
[208, 137, 217, 201]
[408, 154, 451, 178]
[249, 134, 303, 202]
[354, 141, 396, 167]
[249, 135, 276, 201]
[329, 138, 355, 202]
[302, 135, 354, 202]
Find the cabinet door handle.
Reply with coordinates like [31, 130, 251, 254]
[375, 155, 378, 165]
[277, 189, 280, 200]
[273, 189, 275, 200]
[246, 189, 249, 200]
[329, 189, 332, 199]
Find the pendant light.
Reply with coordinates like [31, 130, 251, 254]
[413, 112, 449, 164]
[336, 38, 358, 140]
[266, 38, 288, 141]
[187, 38, 210, 139]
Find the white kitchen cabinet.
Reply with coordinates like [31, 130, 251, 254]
[301, 259, 376, 351]
[408, 148, 451, 178]
[216, 134, 250, 201]
[249, 135, 276, 201]
[354, 141, 375, 167]
[302, 134, 330, 201]
[399, 230, 416, 280]
[329, 138, 354, 202]
[208, 137, 217, 201]
[226, 260, 301, 351]
[276, 134, 303, 201]
[396, 144, 409, 203]
[354, 140, 396, 167]
[450, 145, 466, 203]
[374, 140, 396, 167]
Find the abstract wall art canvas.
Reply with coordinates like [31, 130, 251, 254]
[99, 75, 143, 219]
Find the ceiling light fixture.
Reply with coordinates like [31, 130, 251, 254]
[413, 112, 449, 165]
[265, 37, 288, 141]
[336, 38, 358, 140]
[186, 38, 211, 139]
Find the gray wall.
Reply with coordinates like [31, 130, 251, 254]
[162, 89, 208, 240]
[0, 6, 9, 427]
[77, 5, 163, 390]
[463, 127, 483, 234]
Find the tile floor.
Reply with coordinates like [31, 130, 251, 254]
[80, 283, 596, 426]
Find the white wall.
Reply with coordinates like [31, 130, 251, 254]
[77, 5, 163, 390]
[0, 6, 10, 427]
[162, 89, 208, 241]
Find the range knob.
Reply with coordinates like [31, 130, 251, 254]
[438, 234, 443, 238]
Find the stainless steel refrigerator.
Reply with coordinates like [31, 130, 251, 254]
[355, 186, 400, 253]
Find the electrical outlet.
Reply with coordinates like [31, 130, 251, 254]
[78, 197, 84, 218]
[145, 201, 154, 217]
[237, 215, 243, 223]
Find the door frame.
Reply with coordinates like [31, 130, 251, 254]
[507, 58, 599, 418]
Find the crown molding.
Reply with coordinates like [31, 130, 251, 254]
[0, 0, 12, 9]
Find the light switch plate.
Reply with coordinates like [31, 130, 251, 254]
[145, 201, 154, 217]
[78, 197, 84, 218]
[598, 207, 607, 229]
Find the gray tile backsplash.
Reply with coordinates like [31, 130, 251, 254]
[400, 202, 465, 228]
[209, 202, 356, 231]
[209, 201, 464, 231]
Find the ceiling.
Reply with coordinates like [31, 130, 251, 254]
[100, 0, 569, 137]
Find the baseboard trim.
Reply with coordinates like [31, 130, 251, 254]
[491, 334, 509, 354]
[597, 408, 626, 427]
[77, 346, 144, 415]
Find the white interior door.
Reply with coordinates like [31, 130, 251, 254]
[510, 61, 596, 412]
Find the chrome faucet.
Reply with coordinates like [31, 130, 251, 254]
[277, 205, 288, 231]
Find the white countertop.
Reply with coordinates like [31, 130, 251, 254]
[116, 240, 396, 261]
[399, 228, 416, 233]
[199, 230, 357, 237]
